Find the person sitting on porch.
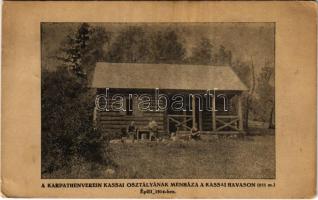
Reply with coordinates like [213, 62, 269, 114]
[127, 121, 138, 142]
[148, 119, 158, 141]
[190, 123, 200, 140]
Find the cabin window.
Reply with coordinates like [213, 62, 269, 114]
[126, 98, 133, 115]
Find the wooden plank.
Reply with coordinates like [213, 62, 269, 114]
[99, 116, 163, 121]
[216, 118, 239, 131]
[101, 127, 165, 131]
[238, 94, 243, 131]
[101, 125, 164, 130]
[99, 114, 163, 118]
[97, 111, 123, 117]
[167, 114, 192, 117]
[99, 111, 164, 116]
[199, 111, 203, 131]
[166, 111, 170, 133]
[177, 131, 240, 135]
[217, 124, 239, 131]
[168, 116, 192, 130]
[100, 121, 164, 126]
[183, 110, 187, 131]
[168, 116, 192, 123]
[101, 129, 166, 135]
[214, 131, 240, 134]
[93, 107, 97, 125]
[100, 119, 164, 124]
[212, 94, 216, 131]
[197, 131, 239, 134]
[142, 112, 165, 116]
[216, 115, 239, 119]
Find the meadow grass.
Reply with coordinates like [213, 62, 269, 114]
[109, 135, 275, 179]
[43, 133, 275, 179]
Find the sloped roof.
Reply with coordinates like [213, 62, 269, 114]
[91, 62, 248, 91]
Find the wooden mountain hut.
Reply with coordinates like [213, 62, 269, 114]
[91, 62, 248, 136]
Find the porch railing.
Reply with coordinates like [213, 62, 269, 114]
[167, 114, 193, 131]
[167, 114, 242, 134]
[215, 115, 240, 131]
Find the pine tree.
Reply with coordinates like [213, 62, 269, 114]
[57, 23, 92, 77]
[57, 23, 110, 81]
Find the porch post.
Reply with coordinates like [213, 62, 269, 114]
[192, 95, 196, 127]
[93, 106, 97, 126]
[183, 110, 187, 131]
[166, 110, 170, 134]
[93, 90, 98, 127]
[199, 111, 203, 131]
[212, 94, 216, 131]
[238, 93, 243, 131]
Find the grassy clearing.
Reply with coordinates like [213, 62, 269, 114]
[108, 135, 275, 179]
[43, 133, 275, 179]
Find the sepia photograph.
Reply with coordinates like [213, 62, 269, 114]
[41, 22, 275, 179]
[2, 1, 317, 197]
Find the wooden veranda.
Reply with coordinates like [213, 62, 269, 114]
[166, 92, 244, 134]
[91, 62, 248, 135]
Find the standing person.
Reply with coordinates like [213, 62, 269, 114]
[148, 118, 158, 141]
[127, 121, 137, 142]
[170, 123, 179, 141]
[170, 122, 178, 136]
[190, 123, 200, 140]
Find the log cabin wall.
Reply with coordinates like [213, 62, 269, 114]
[95, 89, 166, 136]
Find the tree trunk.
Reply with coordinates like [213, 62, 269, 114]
[244, 59, 255, 131]
[244, 97, 250, 130]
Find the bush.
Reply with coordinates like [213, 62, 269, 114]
[41, 68, 113, 176]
